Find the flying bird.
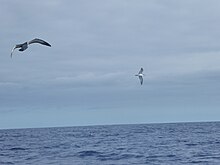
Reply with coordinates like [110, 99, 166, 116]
[135, 68, 144, 85]
[11, 38, 51, 58]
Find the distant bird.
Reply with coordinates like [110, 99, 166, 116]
[135, 68, 144, 85]
[11, 38, 51, 58]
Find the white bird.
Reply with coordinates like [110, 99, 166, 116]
[11, 38, 51, 58]
[135, 68, 144, 85]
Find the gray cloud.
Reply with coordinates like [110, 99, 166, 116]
[1, 0, 220, 128]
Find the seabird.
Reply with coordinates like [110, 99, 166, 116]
[11, 38, 51, 58]
[135, 68, 144, 85]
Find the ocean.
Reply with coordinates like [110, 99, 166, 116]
[0, 122, 220, 164]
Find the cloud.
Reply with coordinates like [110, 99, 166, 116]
[0, 81, 19, 87]
[1, 0, 220, 128]
[51, 71, 126, 87]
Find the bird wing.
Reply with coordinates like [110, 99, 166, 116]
[139, 76, 143, 85]
[28, 38, 51, 47]
[10, 46, 17, 58]
[139, 68, 143, 74]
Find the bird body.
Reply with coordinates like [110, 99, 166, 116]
[11, 38, 51, 58]
[17, 42, 28, 51]
[135, 68, 144, 85]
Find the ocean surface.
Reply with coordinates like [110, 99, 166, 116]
[0, 122, 220, 165]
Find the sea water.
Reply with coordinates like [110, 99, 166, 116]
[0, 122, 220, 164]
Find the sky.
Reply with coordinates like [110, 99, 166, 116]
[1, 0, 220, 129]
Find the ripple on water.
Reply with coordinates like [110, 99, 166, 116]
[77, 150, 103, 158]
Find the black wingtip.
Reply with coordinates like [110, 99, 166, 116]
[45, 43, 51, 47]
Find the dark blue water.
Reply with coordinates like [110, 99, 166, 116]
[0, 122, 220, 164]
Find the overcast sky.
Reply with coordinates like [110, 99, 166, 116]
[1, 0, 220, 129]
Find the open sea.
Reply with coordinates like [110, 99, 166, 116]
[0, 122, 220, 164]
